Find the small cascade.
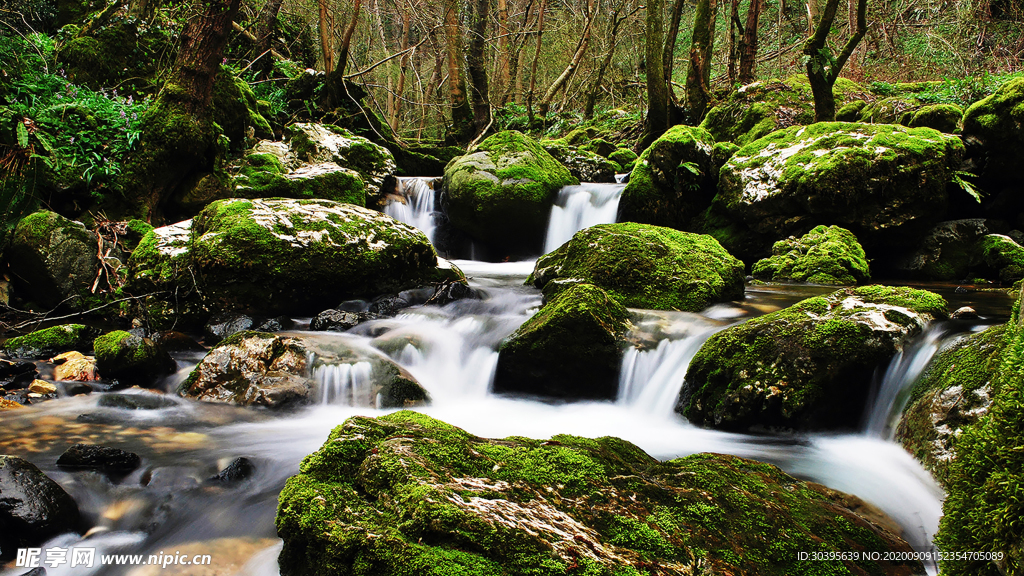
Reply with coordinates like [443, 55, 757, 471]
[385, 177, 440, 244]
[618, 330, 718, 417]
[544, 183, 625, 252]
[863, 323, 949, 438]
[614, 173, 629, 184]
[313, 361, 374, 406]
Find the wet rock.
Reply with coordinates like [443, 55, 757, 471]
[51, 351, 98, 382]
[60, 381, 93, 396]
[56, 443, 142, 475]
[679, 286, 948, 432]
[94, 331, 176, 386]
[442, 131, 577, 256]
[254, 316, 295, 332]
[890, 219, 994, 280]
[28, 380, 56, 394]
[425, 279, 476, 306]
[0, 455, 81, 560]
[206, 457, 255, 484]
[529, 223, 745, 312]
[179, 331, 428, 409]
[752, 225, 870, 285]
[0, 359, 37, 389]
[542, 143, 618, 183]
[368, 293, 409, 316]
[98, 393, 178, 410]
[204, 313, 257, 345]
[950, 306, 980, 320]
[0, 398, 25, 410]
[3, 324, 98, 359]
[277, 411, 925, 576]
[309, 309, 370, 332]
[151, 331, 205, 352]
[494, 284, 633, 400]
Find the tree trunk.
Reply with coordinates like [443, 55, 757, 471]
[494, 0, 511, 102]
[391, 9, 412, 133]
[318, 0, 334, 74]
[804, 0, 867, 121]
[467, 0, 491, 138]
[684, 0, 718, 124]
[537, 0, 594, 117]
[253, 0, 284, 76]
[506, 0, 535, 103]
[526, 0, 548, 124]
[728, 0, 741, 84]
[337, 0, 363, 75]
[445, 0, 473, 143]
[584, 3, 626, 119]
[663, 0, 685, 91]
[639, 0, 668, 150]
[739, 0, 762, 83]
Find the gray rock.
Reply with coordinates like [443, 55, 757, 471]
[0, 456, 81, 560]
[56, 444, 141, 475]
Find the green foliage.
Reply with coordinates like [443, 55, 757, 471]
[870, 73, 1024, 108]
[952, 170, 984, 203]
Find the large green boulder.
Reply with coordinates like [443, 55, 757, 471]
[699, 75, 867, 146]
[179, 331, 427, 409]
[441, 130, 578, 256]
[179, 198, 444, 316]
[752, 225, 870, 285]
[231, 153, 366, 205]
[528, 223, 745, 312]
[962, 76, 1024, 182]
[493, 283, 633, 400]
[212, 66, 274, 148]
[678, 286, 947, 432]
[909, 103, 964, 133]
[6, 210, 122, 309]
[542, 143, 618, 183]
[618, 125, 717, 230]
[124, 219, 207, 329]
[93, 330, 175, 386]
[285, 123, 396, 205]
[2, 324, 98, 359]
[895, 324, 1005, 487]
[276, 411, 925, 576]
[713, 122, 964, 258]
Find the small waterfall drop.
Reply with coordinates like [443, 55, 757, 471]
[385, 177, 440, 244]
[544, 183, 625, 252]
[863, 323, 949, 438]
[618, 330, 719, 416]
[313, 361, 374, 406]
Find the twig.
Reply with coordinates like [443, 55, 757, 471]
[2, 292, 168, 332]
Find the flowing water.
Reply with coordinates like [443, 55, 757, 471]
[384, 177, 441, 245]
[543, 183, 626, 253]
[1, 178, 1015, 575]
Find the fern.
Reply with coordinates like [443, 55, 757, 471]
[952, 170, 984, 204]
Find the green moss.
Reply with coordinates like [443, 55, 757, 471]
[212, 65, 273, 148]
[976, 234, 1024, 282]
[528, 223, 745, 312]
[2, 324, 96, 359]
[233, 154, 366, 206]
[855, 96, 923, 125]
[962, 77, 1024, 181]
[57, 19, 168, 93]
[835, 100, 868, 121]
[909, 104, 964, 133]
[93, 329, 173, 383]
[681, 286, 947, 431]
[607, 148, 637, 173]
[752, 225, 870, 285]
[277, 412, 924, 576]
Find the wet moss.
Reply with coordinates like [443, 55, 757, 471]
[93, 329, 174, 384]
[962, 77, 1024, 182]
[2, 324, 97, 359]
[528, 223, 745, 312]
[212, 65, 274, 148]
[752, 225, 870, 285]
[277, 412, 925, 576]
[909, 104, 964, 133]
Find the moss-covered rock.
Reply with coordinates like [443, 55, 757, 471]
[542, 143, 619, 183]
[975, 234, 1024, 282]
[895, 325, 1004, 487]
[180, 331, 427, 409]
[890, 219, 993, 280]
[679, 286, 948, 432]
[853, 96, 923, 126]
[618, 125, 717, 230]
[909, 104, 963, 133]
[93, 330, 175, 386]
[124, 219, 205, 329]
[962, 77, 1024, 184]
[2, 324, 98, 359]
[232, 153, 366, 206]
[699, 75, 867, 146]
[276, 411, 925, 576]
[7, 210, 123, 309]
[493, 283, 633, 400]
[212, 66, 273, 148]
[187, 198, 444, 316]
[752, 225, 870, 285]
[608, 148, 638, 173]
[714, 122, 964, 257]
[441, 130, 578, 256]
[529, 223, 745, 312]
[285, 123, 396, 204]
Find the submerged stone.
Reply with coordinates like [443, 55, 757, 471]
[679, 286, 947, 432]
[276, 411, 925, 576]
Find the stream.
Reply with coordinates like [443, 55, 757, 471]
[1, 177, 1015, 576]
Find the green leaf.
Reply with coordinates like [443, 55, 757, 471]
[16, 121, 28, 148]
[953, 171, 984, 204]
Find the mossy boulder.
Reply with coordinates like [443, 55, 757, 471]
[93, 330, 175, 386]
[618, 125, 717, 230]
[895, 325, 1004, 487]
[180, 331, 427, 409]
[962, 76, 1024, 184]
[699, 75, 867, 146]
[441, 130, 578, 256]
[752, 225, 870, 285]
[186, 198, 446, 316]
[909, 104, 963, 133]
[852, 96, 923, 126]
[542, 143, 619, 183]
[493, 283, 633, 400]
[608, 148, 638, 173]
[678, 286, 948, 432]
[974, 234, 1024, 282]
[124, 219, 206, 329]
[285, 123, 396, 205]
[232, 153, 366, 205]
[2, 324, 98, 359]
[528, 223, 745, 312]
[212, 66, 273, 148]
[7, 210, 123, 309]
[890, 219, 993, 280]
[713, 122, 965, 258]
[276, 411, 925, 576]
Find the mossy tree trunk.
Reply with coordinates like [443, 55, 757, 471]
[804, 0, 867, 122]
[120, 0, 240, 222]
[639, 0, 669, 151]
[467, 0, 492, 140]
[444, 0, 473, 144]
[684, 0, 718, 124]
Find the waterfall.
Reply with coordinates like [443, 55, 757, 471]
[313, 361, 374, 406]
[385, 177, 440, 244]
[863, 323, 949, 438]
[544, 183, 625, 253]
[617, 330, 719, 417]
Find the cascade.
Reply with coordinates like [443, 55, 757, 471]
[385, 177, 440, 244]
[313, 361, 374, 406]
[543, 183, 625, 252]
